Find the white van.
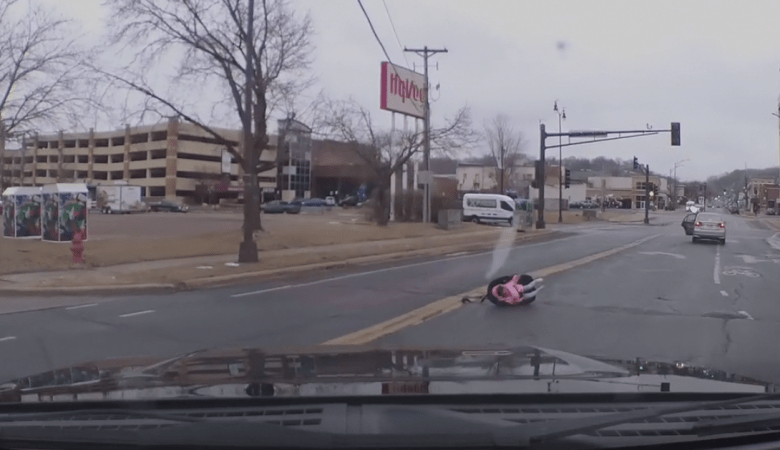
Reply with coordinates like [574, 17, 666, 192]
[462, 193, 516, 224]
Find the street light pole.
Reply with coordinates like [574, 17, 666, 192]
[673, 159, 688, 209]
[554, 101, 565, 223]
[644, 164, 650, 224]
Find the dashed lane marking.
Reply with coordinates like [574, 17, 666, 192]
[714, 245, 721, 285]
[65, 303, 98, 310]
[119, 310, 155, 318]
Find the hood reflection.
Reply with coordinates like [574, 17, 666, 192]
[0, 346, 772, 403]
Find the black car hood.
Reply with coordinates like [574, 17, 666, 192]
[0, 345, 772, 403]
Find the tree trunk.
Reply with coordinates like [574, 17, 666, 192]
[375, 181, 391, 226]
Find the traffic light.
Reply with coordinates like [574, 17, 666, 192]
[653, 184, 659, 196]
[564, 169, 571, 188]
[671, 122, 680, 146]
[633, 157, 639, 170]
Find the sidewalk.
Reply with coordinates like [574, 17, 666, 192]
[0, 226, 555, 296]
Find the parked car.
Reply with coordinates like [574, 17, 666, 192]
[767, 208, 776, 216]
[149, 200, 189, 213]
[325, 196, 336, 206]
[261, 200, 300, 214]
[339, 195, 359, 207]
[299, 198, 329, 207]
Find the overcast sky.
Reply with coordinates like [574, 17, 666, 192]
[43, 0, 780, 181]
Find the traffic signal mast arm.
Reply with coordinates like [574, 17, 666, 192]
[546, 131, 660, 149]
[535, 122, 679, 230]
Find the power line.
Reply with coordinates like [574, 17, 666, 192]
[382, 0, 410, 67]
[356, 0, 394, 66]
[356, 0, 424, 117]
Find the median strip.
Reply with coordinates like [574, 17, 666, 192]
[321, 234, 660, 346]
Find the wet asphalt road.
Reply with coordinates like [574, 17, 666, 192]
[2, 209, 780, 386]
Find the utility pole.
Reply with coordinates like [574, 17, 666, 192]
[500, 145, 504, 194]
[238, 0, 258, 263]
[405, 46, 447, 223]
[673, 159, 688, 210]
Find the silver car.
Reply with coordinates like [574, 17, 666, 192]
[691, 212, 726, 244]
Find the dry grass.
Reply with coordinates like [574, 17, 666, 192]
[0, 209, 489, 275]
[29, 227, 543, 288]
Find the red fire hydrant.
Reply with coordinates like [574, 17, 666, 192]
[71, 230, 84, 264]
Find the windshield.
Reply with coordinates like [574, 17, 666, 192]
[3, 1, 780, 446]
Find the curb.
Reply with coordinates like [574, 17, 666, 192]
[183, 229, 557, 289]
[0, 230, 558, 297]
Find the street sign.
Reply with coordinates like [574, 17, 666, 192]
[568, 131, 609, 138]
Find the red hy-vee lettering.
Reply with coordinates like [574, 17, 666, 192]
[389, 72, 423, 103]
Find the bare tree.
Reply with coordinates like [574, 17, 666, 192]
[0, 0, 99, 190]
[484, 114, 525, 194]
[98, 0, 313, 262]
[319, 100, 476, 226]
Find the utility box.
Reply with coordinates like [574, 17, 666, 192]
[41, 183, 89, 242]
[437, 209, 462, 230]
[2, 187, 42, 239]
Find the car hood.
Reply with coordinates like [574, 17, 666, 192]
[0, 345, 772, 403]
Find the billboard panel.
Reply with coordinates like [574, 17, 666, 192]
[41, 193, 59, 241]
[380, 62, 425, 119]
[2, 197, 13, 237]
[13, 193, 41, 238]
[58, 192, 88, 241]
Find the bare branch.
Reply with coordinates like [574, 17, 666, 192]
[92, 66, 246, 166]
[317, 98, 475, 225]
[0, 1, 100, 138]
[484, 114, 527, 191]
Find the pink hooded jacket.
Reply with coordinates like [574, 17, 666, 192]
[491, 274, 525, 304]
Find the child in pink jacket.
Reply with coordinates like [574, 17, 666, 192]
[491, 275, 544, 305]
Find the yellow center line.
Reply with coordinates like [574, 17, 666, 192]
[321, 234, 660, 346]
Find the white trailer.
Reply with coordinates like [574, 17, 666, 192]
[96, 185, 145, 214]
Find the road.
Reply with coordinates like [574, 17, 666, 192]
[2, 209, 780, 387]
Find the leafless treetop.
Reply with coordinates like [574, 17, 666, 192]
[0, 0, 99, 140]
[101, 0, 315, 156]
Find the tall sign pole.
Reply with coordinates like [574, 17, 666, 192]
[405, 46, 447, 223]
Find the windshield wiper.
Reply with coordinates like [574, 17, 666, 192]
[0, 416, 333, 449]
[492, 394, 773, 447]
[0, 396, 773, 449]
[0, 408, 202, 423]
[693, 410, 780, 436]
